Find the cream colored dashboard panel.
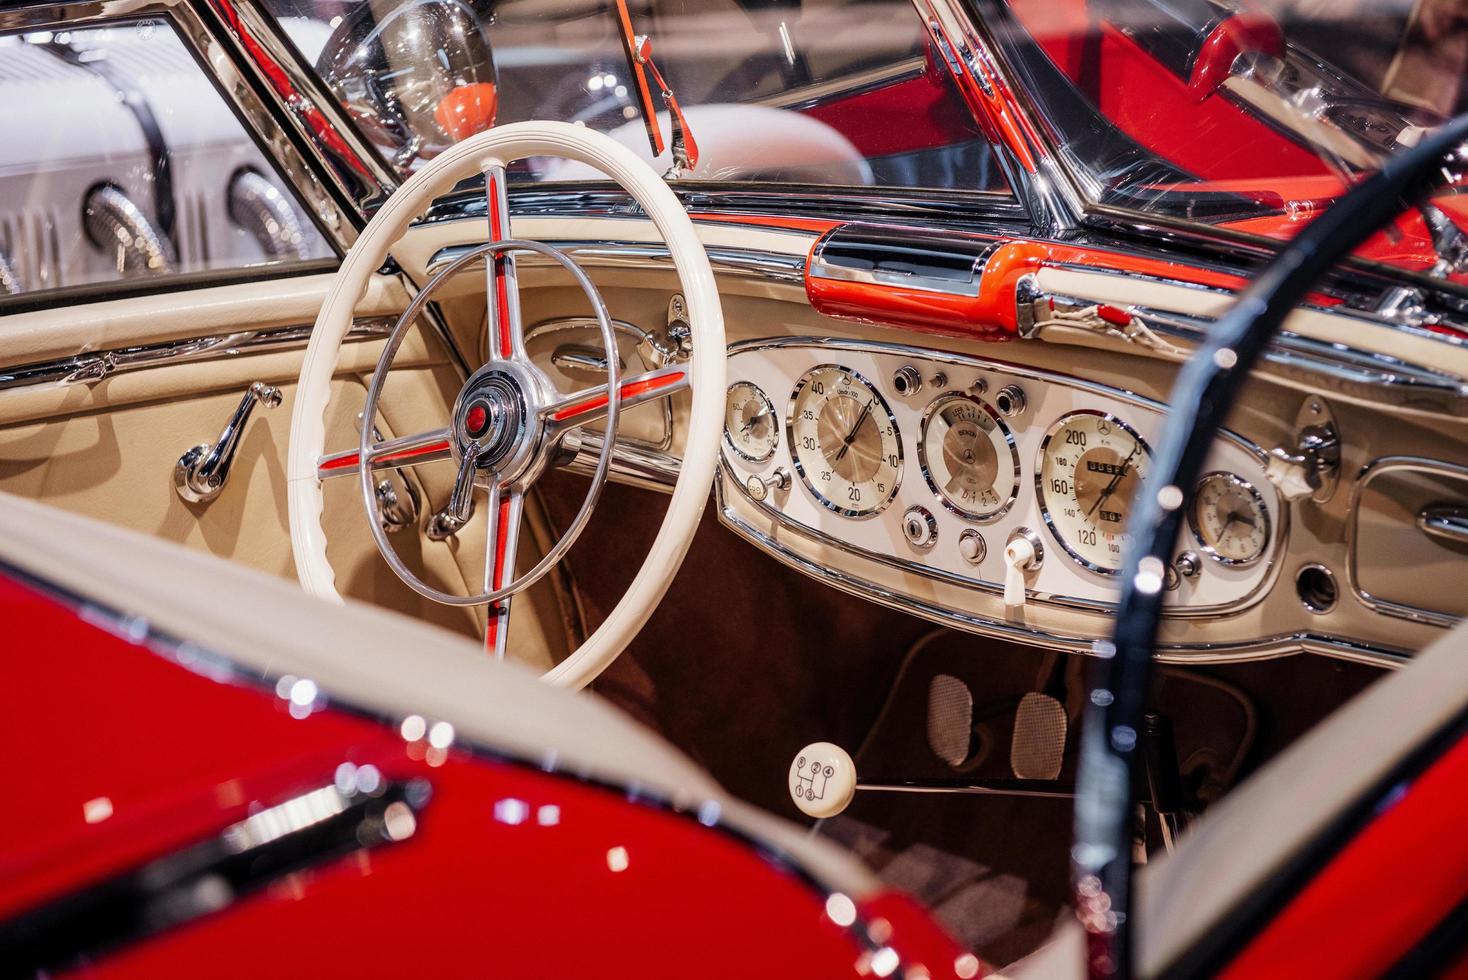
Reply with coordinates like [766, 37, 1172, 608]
[720, 338, 1284, 620]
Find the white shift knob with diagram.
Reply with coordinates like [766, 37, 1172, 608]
[788, 741, 857, 818]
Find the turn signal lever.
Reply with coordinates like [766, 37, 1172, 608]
[175, 382, 281, 504]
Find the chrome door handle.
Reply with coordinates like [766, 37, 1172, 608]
[1417, 504, 1468, 546]
[174, 381, 281, 503]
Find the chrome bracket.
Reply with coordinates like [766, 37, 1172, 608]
[175, 382, 282, 504]
[356, 416, 422, 534]
[1265, 396, 1341, 503]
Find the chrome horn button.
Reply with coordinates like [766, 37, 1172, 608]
[450, 359, 544, 483]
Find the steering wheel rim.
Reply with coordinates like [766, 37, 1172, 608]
[288, 121, 726, 690]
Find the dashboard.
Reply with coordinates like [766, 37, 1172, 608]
[717, 338, 1286, 642]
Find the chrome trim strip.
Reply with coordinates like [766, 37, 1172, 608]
[1347, 456, 1468, 628]
[0, 318, 394, 394]
[717, 475, 1406, 668]
[427, 241, 806, 283]
[1039, 283, 1468, 412]
[198, 0, 396, 221]
[724, 336, 1286, 620]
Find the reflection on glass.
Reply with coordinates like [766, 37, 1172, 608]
[262, 0, 1005, 193]
[0, 22, 331, 299]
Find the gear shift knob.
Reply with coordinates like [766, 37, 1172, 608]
[788, 742, 857, 819]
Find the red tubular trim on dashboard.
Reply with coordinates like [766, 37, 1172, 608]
[1186, 13, 1285, 102]
[1219, 730, 1468, 978]
[805, 229, 1275, 340]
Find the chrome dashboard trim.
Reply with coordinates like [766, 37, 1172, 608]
[1346, 456, 1468, 629]
[0, 318, 394, 394]
[723, 336, 1288, 620]
[717, 474, 1407, 668]
[426, 241, 807, 284]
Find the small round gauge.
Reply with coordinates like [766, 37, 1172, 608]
[1190, 472, 1270, 565]
[787, 365, 902, 518]
[919, 393, 1019, 521]
[724, 382, 778, 462]
[1037, 411, 1152, 574]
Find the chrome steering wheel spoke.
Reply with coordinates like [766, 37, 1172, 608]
[317, 427, 454, 481]
[352, 234, 622, 623]
[483, 481, 525, 660]
[541, 364, 689, 440]
[484, 164, 525, 362]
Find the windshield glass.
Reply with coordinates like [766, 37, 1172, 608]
[997, 0, 1468, 281]
[262, 0, 1008, 196]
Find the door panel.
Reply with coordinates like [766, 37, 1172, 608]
[0, 276, 578, 667]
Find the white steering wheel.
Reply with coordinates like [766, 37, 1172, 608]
[287, 121, 725, 689]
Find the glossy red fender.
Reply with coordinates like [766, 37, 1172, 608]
[0, 575, 978, 979]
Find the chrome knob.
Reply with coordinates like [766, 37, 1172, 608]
[891, 365, 923, 397]
[1174, 551, 1202, 579]
[994, 384, 1027, 418]
[902, 506, 938, 550]
[1003, 527, 1044, 608]
[745, 467, 791, 503]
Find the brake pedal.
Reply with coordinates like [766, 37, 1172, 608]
[1011, 691, 1067, 780]
[926, 673, 974, 767]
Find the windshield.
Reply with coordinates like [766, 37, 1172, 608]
[262, 0, 1008, 196]
[997, 0, 1468, 281]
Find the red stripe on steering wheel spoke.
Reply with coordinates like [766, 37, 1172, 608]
[550, 371, 686, 423]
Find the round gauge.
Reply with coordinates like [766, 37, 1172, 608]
[724, 382, 778, 462]
[787, 365, 902, 518]
[1037, 411, 1152, 574]
[919, 393, 1019, 521]
[1190, 472, 1270, 565]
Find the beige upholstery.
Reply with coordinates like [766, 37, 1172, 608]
[0, 490, 878, 897]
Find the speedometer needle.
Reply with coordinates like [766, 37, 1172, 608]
[1085, 444, 1139, 519]
[833, 399, 874, 465]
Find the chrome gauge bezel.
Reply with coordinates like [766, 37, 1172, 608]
[786, 364, 903, 520]
[722, 381, 778, 463]
[1189, 471, 1271, 566]
[918, 392, 1020, 523]
[1035, 410, 1153, 576]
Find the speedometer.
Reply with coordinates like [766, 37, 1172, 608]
[787, 365, 902, 518]
[1037, 411, 1151, 574]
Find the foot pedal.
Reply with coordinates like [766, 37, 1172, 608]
[926, 673, 974, 768]
[1011, 692, 1067, 780]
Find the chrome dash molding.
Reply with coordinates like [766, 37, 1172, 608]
[426, 241, 806, 284]
[0, 317, 394, 394]
[717, 476, 1409, 669]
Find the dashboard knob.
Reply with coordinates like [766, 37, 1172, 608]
[745, 467, 790, 502]
[994, 384, 1027, 418]
[788, 741, 857, 819]
[891, 365, 923, 397]
[958, 529, 987, 564]
[1003, 527, 1044, 608]
[902, 506, 938, 550]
